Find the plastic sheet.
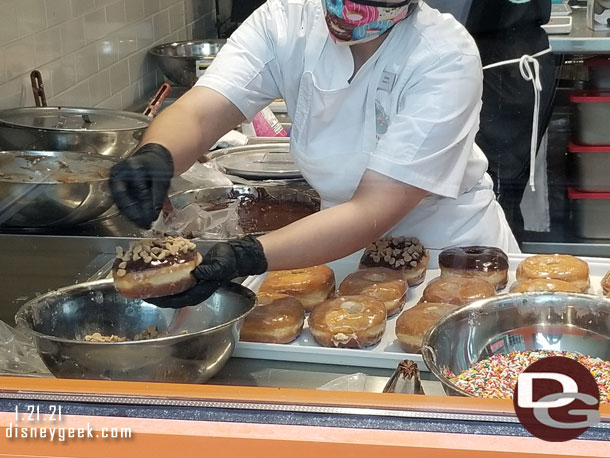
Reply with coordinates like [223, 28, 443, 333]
[179, 161, 233, 187]
[0, 320, 50, 376]
[317, 373, 367, 392]
[149, 200, 244, 239]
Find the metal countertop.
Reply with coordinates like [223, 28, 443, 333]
[549, 6, 610, 54]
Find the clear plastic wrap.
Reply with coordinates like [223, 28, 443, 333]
[0, 321, 50, 376]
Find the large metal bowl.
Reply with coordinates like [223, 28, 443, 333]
[167, 184, 320, 239]
[149, 40, 226, 87]
[0, 150, 117, 227]
[15, 279, 256, 383]
[421, 292, 610, 397]
[0, 107, 150, 160]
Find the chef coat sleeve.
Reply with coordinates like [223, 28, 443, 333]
[368, 48, 484, 199]
[194, 0, 284, 121]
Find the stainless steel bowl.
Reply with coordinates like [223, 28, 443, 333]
[15, 279, 256, 383]
[421, 292, 610, 397]
[168, 184, 320, 239]
[0, 107, 150, 160]
[149, 40, 226, 87]
[0, 150, 117, 227]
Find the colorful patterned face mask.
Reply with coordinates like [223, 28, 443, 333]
[322, 0, 415, 45]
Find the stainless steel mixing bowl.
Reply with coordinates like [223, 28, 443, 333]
[148, 40, 226, 87]
[0, 107, 150, 160]
[421, 292, 610, 397]
[0, 150, 117, 227]
[15, 279, 256, 383]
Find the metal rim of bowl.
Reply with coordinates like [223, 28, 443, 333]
[0, 150, 117, 184]
[420, 291, 610, 398]
[148, 39, 226, 57]
[14, 278, 257, 346]
[0, 107, 151, 133]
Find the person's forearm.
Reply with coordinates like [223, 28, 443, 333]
[141, 87, 246, 174]
[258, 171, 428, 270]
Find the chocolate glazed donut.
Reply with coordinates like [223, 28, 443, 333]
[438, 246, 509, 291]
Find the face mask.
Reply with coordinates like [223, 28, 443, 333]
[322, 0, 415, 45]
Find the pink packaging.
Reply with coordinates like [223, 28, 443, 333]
[251, 106, 288, 137]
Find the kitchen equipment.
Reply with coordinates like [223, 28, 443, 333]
[568, 141, 610, 192]
[165, 184, 320, 238]
[0, 107, 150, 160]
[237, 253, 610, 370]
[585, 56, 610, 89]
[149, 40, 226, 87]
[568, 187, 610, 239]
[30, 70, 47, 107]
[571, 90, 610, 145]
[207, 143, 300, 179]
[15, 279, 256, 383]
[0, 150, 117, 227]
[0, 83, 170, 160]
[421, 292, 610, 397]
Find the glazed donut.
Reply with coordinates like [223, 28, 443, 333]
[601, 271, 610, 296]
[360, 237, 429, 287]
[421, 277, 496, 306]
[338, 267, 407, 317]
[112, 237, 201, 299]
[395, 302, 460, 353]
[439, 246, 509, 291]
[240, 293, 305, 344]
[510, 278, 582, 293]
[308, 295, 387, 348]
[516, 254, 590, 293]
[258, 265, 335, 312]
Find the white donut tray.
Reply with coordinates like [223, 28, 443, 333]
[235, 252, 610, 371]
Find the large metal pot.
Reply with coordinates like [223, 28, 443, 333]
[149, 40, 226, 87]
[0, 107, 150, 160]
[0, 150, 117, 227]
[15, 279, 256, 383]
[421, 292, 610, 397]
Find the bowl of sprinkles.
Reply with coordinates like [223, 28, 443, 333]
[421, 292, 610, 402]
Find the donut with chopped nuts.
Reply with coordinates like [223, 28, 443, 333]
[359, 237, 429, 287]
[112, 236, 202, 300]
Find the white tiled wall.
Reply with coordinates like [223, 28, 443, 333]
[0, 0, 218, 110]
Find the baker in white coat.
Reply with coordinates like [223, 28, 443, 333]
[109, 0, 519, 307]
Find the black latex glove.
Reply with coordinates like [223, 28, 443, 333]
[109, 143, 174, 229]
[146, 235, 268, 308]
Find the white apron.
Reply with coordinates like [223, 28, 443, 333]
[289, 13, 519, 257]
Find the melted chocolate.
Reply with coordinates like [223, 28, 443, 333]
[203, 193, 318, 234]
[113, 250, 197, 273]
[439, 246, 509, 272]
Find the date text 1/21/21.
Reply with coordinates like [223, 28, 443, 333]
[15, 405, 62, 422]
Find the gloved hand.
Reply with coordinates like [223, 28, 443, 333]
[109, 143, 174, 229]
[146, 235, 268, 308]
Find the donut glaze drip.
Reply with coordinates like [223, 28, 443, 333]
[439, 246, 509, 272]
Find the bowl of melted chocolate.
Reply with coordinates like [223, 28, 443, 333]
[168, 185, 320, 237]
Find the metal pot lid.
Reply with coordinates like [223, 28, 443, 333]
[0, 107, 150, 132]
[209, 144, 301, 179]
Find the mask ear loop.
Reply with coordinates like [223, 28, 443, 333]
[482, 47, 552, 192]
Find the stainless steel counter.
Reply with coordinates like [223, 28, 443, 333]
[550, 6, 610, 54]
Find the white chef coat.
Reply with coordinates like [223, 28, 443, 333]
[196, 0, 519, 255]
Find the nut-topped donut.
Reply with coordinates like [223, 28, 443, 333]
[516, 254, 590, 293]
[308, 295, 387, 348]
[359, 236, 429, 286]
[258, 265, 335, 312]
[338, 267, 407, 317]
[112, 236, 201, 299]
[421, 276, 496, 306]
[439, 246, 509, 291]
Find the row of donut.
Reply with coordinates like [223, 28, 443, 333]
[240, 237, 605, 350]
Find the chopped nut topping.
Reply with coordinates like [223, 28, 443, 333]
[116, 269, 127, 277]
